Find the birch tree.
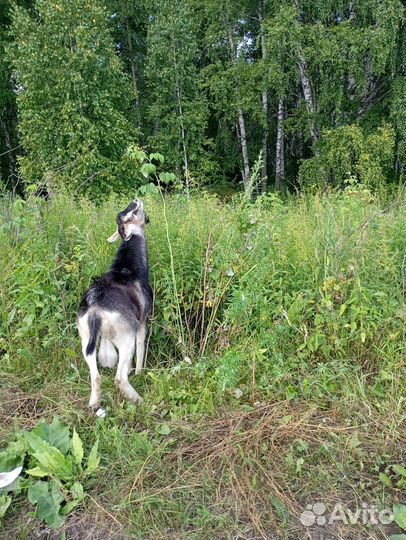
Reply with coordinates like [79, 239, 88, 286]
[145, 0, 212, 186]
[9, 0, 136, 196]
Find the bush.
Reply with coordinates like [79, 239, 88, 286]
[299, 124, 396, 190]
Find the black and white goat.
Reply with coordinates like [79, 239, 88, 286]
[77, 199, 153, 410]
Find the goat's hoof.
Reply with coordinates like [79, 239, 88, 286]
[88, 401, 101, 411]
[134, 368, 143, 375]
[131, 394, 143, 404]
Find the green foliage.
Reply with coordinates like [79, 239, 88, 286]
[7, 0, 137, 197]
[145, 0, 215, 183]
[1, 0, 405, 192]
[299, 124, 396, 189]
[0, 189, 403, 405]
[0, 417, 99, 528]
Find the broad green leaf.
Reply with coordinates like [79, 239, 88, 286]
[26, 466, 48, 478]
[141, 163, 156, 177]
[0, 438, 27, 472]
[0, 495, 12, 519]
[85, 439, 100, 476]
[71, 429, 83, 466]
[149, 152, 164, 164]
[159, 172, 176, 184]
[394, 504, 406, 530]
[70, 481, 84, 499]
[32, 417, 70, 454]
[27, 480, 64, 529]
[61, 496, 83, 516]
[128, 147, 147, 162]
[25, 432, 73, 479]
[0, 451, 24, 474]
[389, 535, 406, 540]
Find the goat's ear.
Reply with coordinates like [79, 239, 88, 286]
[145, 213, 151, 225]
[107, 229, 120, 243]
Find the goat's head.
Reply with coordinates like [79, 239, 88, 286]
[107, 199, 150, 243]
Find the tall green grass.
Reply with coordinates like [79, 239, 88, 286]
[0, 188, 404, 407]
[0, 187, 405, 538]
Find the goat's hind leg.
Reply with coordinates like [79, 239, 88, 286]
[113, 332, 143, 404]
[135, 322, 147, 375]
[78, 316, 101, 410]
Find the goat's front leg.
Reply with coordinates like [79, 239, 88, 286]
[135, 322, 147, 375]
[114, 334, 143, 403]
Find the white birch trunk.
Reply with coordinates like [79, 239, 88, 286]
[347, 2, 356, 102]
[176, 84, 190, 196]
[275, 98, 285, 191]
[297, 48, 319, 146]
[237, 105, 250, 190]
[228, 32, 250, 190]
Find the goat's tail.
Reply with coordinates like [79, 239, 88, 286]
[86, 313, 101, 356]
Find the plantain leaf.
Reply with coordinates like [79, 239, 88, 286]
[71, 429, 83, 466]
[0, 495, 12, 519]
[85, 439, 100, 476]
[394, 504, 406, 530]
[25, 432, 73, 479]
[32, 417, 70, 454]
[61, 482, 84, 515]
[25, 466, 48, 478]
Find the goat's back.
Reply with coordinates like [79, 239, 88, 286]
[79, 271, 153, 328]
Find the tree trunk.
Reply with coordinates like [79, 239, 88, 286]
[176, 84, 190, 196]
[275, 98, 285, 191]
[260, 0, 268, 193]
[347, 2, 356, 102]
[297, 47, 319, 146]
[171, 34, 190, 196]
[237, 106, 250, 190]
[228, 32, 250, 190]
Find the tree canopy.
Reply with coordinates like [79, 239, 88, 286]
[0, 0, 404, 195]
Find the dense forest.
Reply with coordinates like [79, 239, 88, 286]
[0, 0, 405, 197]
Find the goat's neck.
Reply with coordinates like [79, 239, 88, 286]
[111, 233, 149, 281]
